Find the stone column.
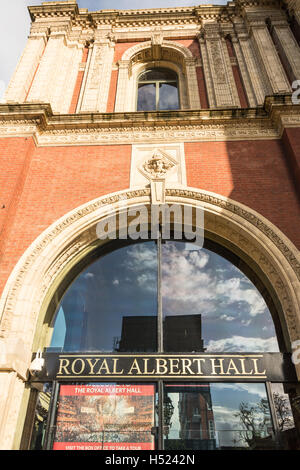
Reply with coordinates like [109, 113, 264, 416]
[269, 18, 300, 83]
[248, 19, 291, 93]
[4, 24, 48, 104]
[80, 30, 115, 113]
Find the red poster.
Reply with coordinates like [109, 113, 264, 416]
[53, 384, 155, 451]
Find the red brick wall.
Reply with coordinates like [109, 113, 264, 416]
[175, 39, 201, 58]
[114, 42, 141, 63]
[0, 139, 131, 296]
[106, 69, 119, 112]
[0, 134, 299, 298]
[282, 127, 300, 196]
[185, 139, 300, 249]
[69, 47, 89, 114]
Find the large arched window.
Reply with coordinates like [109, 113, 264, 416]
[136, 68, 179, 111]
[49, 238, 279, 353]
[28, 236, 298, 452]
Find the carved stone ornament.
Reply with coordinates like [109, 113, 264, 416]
[139, 149, 178, 204]
[141, 149, 177, 179]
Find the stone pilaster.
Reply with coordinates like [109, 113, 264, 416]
[284, 0, 300, 25]
[197, 34, 216, 108]
[114, 60, 131, 112]
[185, 58, 201, 109]
[270, 18, 300, 82]
[80, 30, 115, 113]
[26, 26, 69, 106]
[201, 23, 240, 108]
[247, 18, 291, 93]
[4, 25, 48, 104]
[234, 24, 269, 106]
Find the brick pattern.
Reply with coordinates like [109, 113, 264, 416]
[69, 47, 89, 114]
[114, 42, 141, 63]
[1, 135, 300, 298]
[106, 69, 119, 113]
[185, 139, 300, 249]
[0, 140, 131, 297]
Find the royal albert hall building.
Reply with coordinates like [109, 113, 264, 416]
[0, 0, 300, 451]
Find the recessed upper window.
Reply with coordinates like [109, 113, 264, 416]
[137, 68, 179, 111]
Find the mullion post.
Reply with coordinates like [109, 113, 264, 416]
[157, 225, 164, 450]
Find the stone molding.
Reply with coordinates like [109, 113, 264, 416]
[0, 95, 299, 144]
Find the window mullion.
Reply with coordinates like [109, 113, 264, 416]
[156, 81, 160, 111]
[157, 226, 163, 353]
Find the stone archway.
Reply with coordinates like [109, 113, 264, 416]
[0, 186, 300, 449]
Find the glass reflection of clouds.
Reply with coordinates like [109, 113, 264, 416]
[50, 241, 158, 352]
[50, 240, 279, 353]
[162, 241, 279, 352]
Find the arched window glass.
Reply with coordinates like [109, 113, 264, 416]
[162, 241, 279, 353]
[137, 68, 179, 111]
[50, 241, 158, 353]
[49, 239, 279, 353]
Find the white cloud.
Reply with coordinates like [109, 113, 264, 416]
[84, 272, 94, 279]
[216, 277, 266, 317]
[206, 335, 279, 352]
[220, 314, 235, 322]
[161, 244, 269, 320]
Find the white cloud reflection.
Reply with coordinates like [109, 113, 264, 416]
[124, 242, 279, 352]
[206, 335, 279, 352]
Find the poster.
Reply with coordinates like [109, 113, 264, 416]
[53, 384, 155, 450]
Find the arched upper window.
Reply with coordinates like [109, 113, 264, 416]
[137, 68, 179, 111]
[49, 238, 280, 354]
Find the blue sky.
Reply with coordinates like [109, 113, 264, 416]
[0, 0, 227, 99]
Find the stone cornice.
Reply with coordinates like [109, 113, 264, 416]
[26, 0, 289, 35]
[28, 1, 236, 28]
[0, 94, 299, 145]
